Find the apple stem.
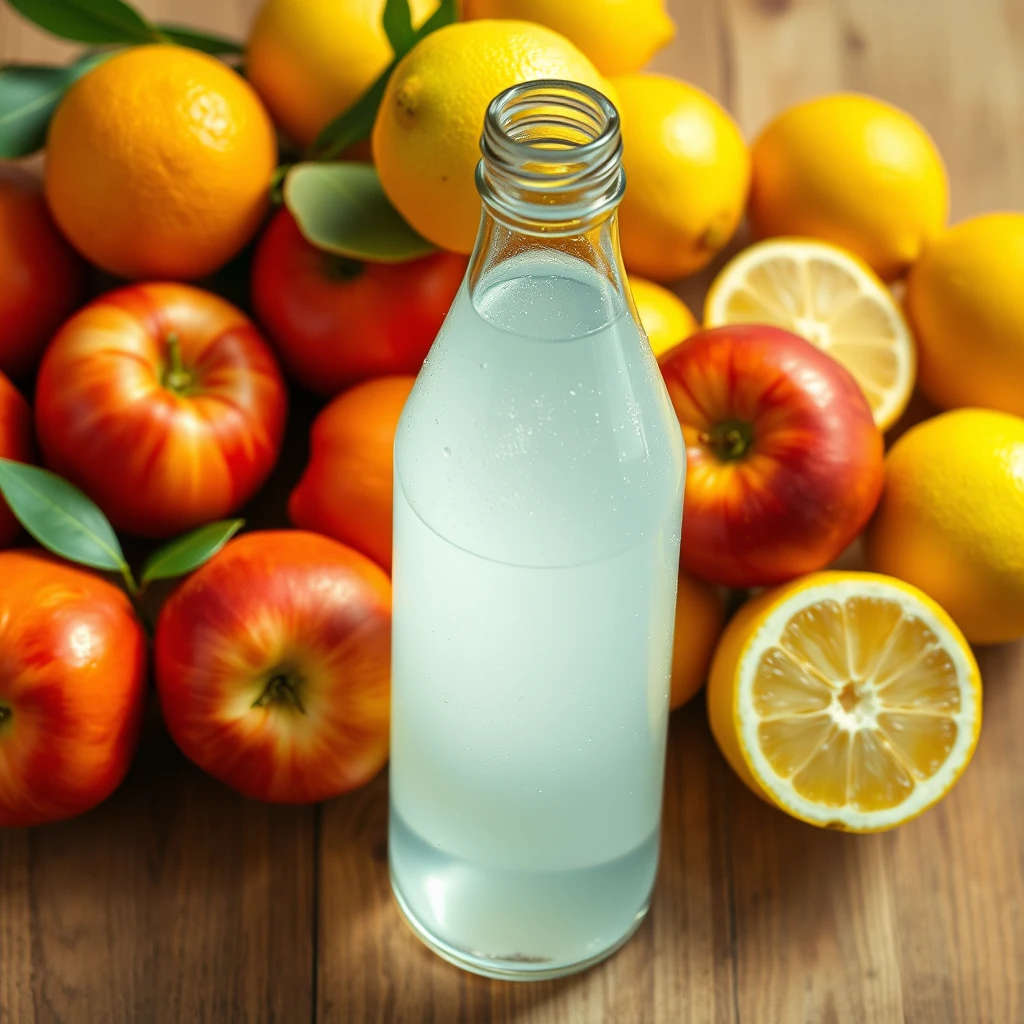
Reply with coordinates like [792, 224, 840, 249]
[162, 332, 194, 394]
[254, 673, 306, 714]
[0, 705, 10, 727]
[700, 419, 754, 462]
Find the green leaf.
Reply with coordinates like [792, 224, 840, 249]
[140, 519, 243, 584]
[0, 459, 127, 573]
[158, 24, 244, 55]
[0, 51, 111, 158]
[382, 0, 415, 56]
[285, 162, 434, 262]
[308, 59, 393, 160]
[6, 0, 161, 44]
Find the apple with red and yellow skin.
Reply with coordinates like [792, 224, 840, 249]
[0, 551, 147, 827]
[659, 324, 884, 587]
[34, 283, 288, 539]
[0, 371, 34, 548]
[155, 530, 392, 803]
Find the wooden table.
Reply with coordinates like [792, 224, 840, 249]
[2, 1, 1023, 1021]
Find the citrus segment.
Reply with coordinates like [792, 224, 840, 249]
[705, 239, 915, 430]
[708, 572, 981, 831]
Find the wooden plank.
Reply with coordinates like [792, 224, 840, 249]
[317, 704, 737, 1023]
[0, 709, 316, 1024]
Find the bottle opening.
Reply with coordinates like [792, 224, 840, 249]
[477, 80, 625, 235]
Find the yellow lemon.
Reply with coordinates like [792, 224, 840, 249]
[905, 213, 1024, 417]
[749, 93, 948, 282]
[612, 73, 749, 281]
[629, 276, 698, 357]
[705, 238, 915, 430]
[247, 0, 439, 148]
[707, 571, 981, 832]
[669, 570, 726, 710]
[372, 20, 610, 253]
[866, 408, 1024, 645]
[460, 0, 675, 76]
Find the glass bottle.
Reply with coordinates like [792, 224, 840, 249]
[388, 79, 685, 980]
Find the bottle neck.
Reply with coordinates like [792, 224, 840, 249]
[470, 80, 632, 315]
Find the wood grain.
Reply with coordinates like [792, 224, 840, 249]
[0, 711, 316, 1024]
[1, 0, 1024, 1022]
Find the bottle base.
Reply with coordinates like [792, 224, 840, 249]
[390, 868, 651, 981]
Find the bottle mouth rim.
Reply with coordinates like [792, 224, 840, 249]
[477, 79, 625, 233]
[482, 79, 620, 167]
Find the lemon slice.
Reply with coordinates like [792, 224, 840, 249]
[708, 572, 981, 832]
[704, 238, 916, 430]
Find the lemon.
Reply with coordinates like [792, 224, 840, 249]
[866, 408, 1024, 645]
[630, 276, 697, 357]
[707, 571, 981, 832]
[460, 0, 675, 76]
[905, 213, 1024, 418]
[612, 73, 749, 281]
[669, 570, 725, 710]
[247, 0, 439, 148]
[372, 20, 610, 253]
[704, 238, 915, 431]
[749, 93, 948, 282]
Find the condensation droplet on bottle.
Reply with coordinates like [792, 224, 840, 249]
[568, 389, 576, 396]
[480, 361, 488, 369]
[443, 447, 451, 458]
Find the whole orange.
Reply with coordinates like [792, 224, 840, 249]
[669, 571, 725, 710]
[0, 551, 147, 827]
[289, 376, 414, 571]
[45, 45, 277, 280]
[0, 168, 85, 379]
[155, 531, 392, 803]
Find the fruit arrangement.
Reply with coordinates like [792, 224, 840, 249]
[0, 0, 1020, 838]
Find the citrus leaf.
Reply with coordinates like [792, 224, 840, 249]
[5, 0, 161, 44]
[158, 24, 243, 55]
[308, 60, 393, 159]
[382, 0, 415, 56]
[140, 519, 243, 584]
[0, 459, 127, 573]
[0, 51, 111, 157]
[285, 162, 434, 262]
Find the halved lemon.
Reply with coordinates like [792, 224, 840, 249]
[707, 572, 981, 832]
[704, 238, 916, 430]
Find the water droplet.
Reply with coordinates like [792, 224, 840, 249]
[480, 361, 488, 369]
[443, 446, 451, 458]
[568, 389, 576, 397]
[433, 418, 438, 425]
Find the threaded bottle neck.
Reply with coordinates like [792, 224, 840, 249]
[476, 80, 625, 237]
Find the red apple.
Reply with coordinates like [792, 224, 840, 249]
[155, 531, 392, 803]
[0, 551, 147, 827]
[659, 325, 884, 587]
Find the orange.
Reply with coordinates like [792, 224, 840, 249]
[45, 45, 277, 280]
[288, 376, 415, 570]
[669, 570, 725, 710]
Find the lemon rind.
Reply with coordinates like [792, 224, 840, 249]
[735, 575, 981, 832]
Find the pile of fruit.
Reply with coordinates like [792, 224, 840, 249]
[0, 0, 1021, 836]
